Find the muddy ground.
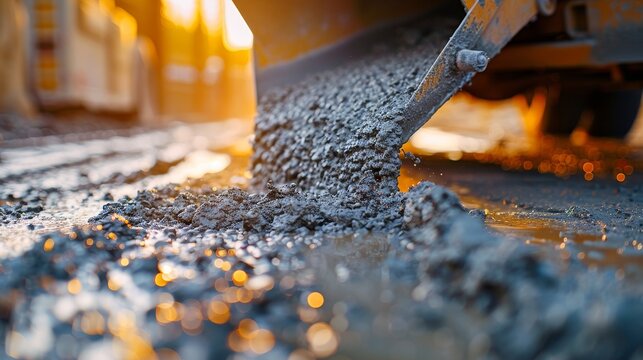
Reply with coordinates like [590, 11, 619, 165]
[1, 18, 643, 360]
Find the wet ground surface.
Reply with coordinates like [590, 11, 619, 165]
[0, 115, 642, 359]
[2, 18, 643, 359]
[401, 158, 643, 271]
[0, 120, 251, 257]
[0, 112, 145, 144]
[402, 91, 643, 273]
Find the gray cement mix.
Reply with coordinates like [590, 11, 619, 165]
[1, 18, 642, 359]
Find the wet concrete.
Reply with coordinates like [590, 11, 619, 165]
[1, 18, 643, 360]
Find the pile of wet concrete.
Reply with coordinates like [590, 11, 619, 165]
[2, 18, 643, 359]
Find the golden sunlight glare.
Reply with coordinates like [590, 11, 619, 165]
[223, 0, 253, 51]
[201, 0, 221, 33]
[162, 0, 199, 29]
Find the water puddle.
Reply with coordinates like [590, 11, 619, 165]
[399, 165, 643, 270]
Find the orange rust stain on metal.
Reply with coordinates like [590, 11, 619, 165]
[460, 0, 538, 55]
[416, 61, 445, 101]
[594, 0, 643, 29]
[486, 1, 537, 46]
[462, 0, 476, 11]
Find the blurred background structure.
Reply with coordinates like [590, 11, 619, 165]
[1, 0, 642, 143]
[0, 0, 256, 123]
[0, 0, 35, 117]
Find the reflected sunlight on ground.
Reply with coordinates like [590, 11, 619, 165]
[408, 93, 643, 181]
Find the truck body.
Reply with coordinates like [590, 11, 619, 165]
[234, 0, 643, 138]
